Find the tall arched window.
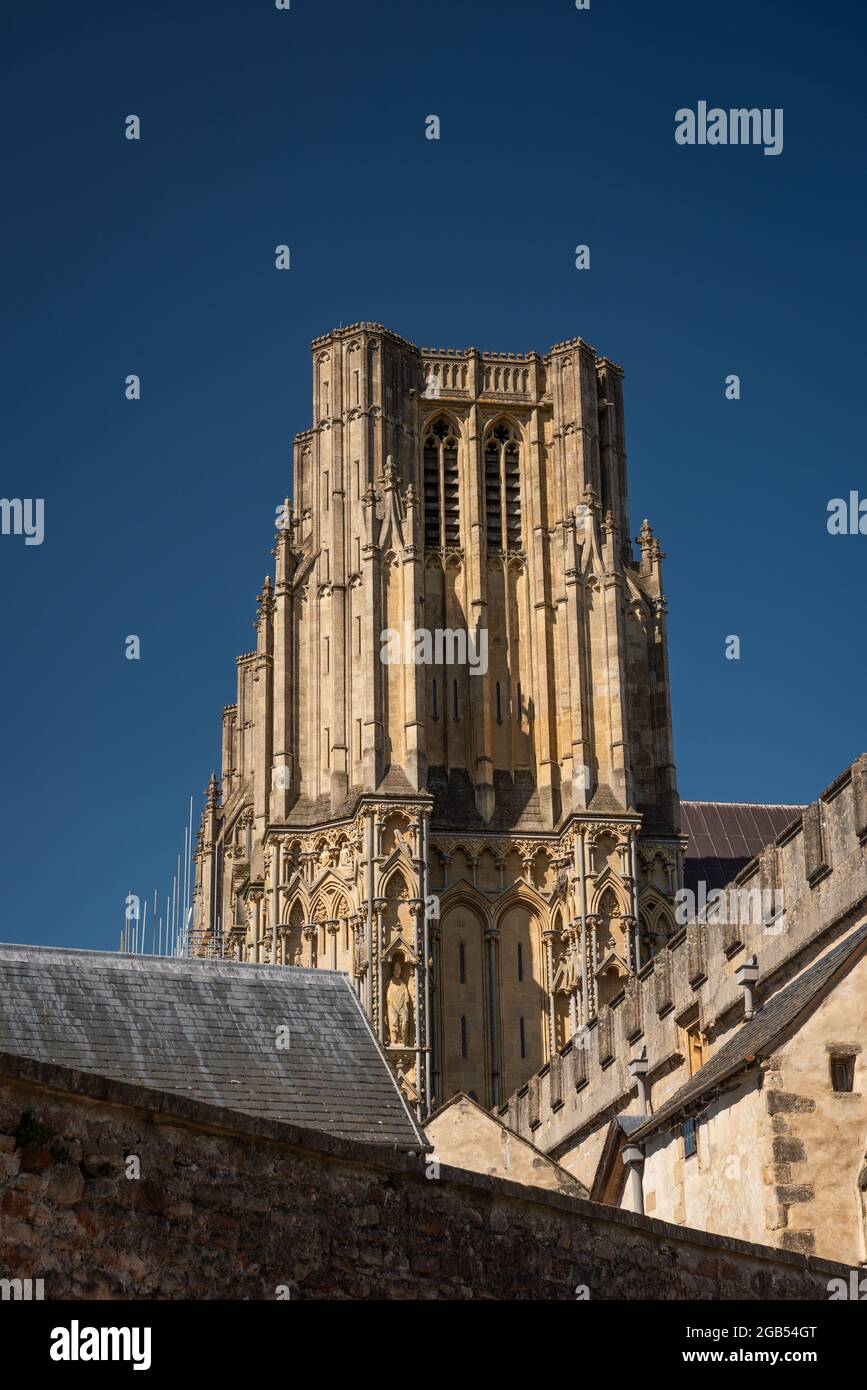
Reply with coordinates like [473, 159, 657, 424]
[423, 419, 460, 549]
[484, 423, 522, 552]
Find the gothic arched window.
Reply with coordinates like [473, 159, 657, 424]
[484, 422, 522, 552]
[423, 418, 460, 549]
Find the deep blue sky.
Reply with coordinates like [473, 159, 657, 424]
[2, 0, 864, 951]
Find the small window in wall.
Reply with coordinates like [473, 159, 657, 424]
[519, 1016, 526, 1059]
[323, 727, 331, 771]
[452, 680, 459, 720]
[323, 636, 330, 674]
[459, 942, 466, 984]
[516, 682, 523, 725]
[355, 718, 362, 762]
[460, 1016, 467, 1058]
[831, 1054, 856, 1093]
[684, 1020, 707, 1077]
[322, 471, 329, 511]
[683, 1116, 697, 1159]
[431, 679, 438, 721]
[355, 616, 362, 655]
[517, 942, 524, 981]
[495, 681, 502, 723]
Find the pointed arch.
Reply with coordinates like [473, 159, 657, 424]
[423, 414, 462, 550]
[482, 417, 522, 552]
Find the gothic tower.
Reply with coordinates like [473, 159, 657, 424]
[194, 324, 684, 1116]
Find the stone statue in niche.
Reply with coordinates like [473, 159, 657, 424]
[338, 843, 354, 875]
[386, 955, 412, 1047]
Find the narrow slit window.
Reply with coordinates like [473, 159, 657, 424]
[452, 680, 459, 720]
[460, 1015, 467, 1058]
[495, 681, 502, 723]
[431, 678, 438, 722]
[459, 942, 466, 984]
[517, 942, 524, 981]
[831, 1055, 856, 1093]
[519, 1017, 526, 1058]
[683, 1116, 698, 1158]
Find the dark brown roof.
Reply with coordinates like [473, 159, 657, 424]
[633, 919, 867, 1142]
[681, 800, 804, 894]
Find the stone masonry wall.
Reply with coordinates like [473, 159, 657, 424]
[502, 755, 867, 1175]
[0, 1054, 847, 1301]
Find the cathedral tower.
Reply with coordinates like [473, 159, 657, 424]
[194, 324, 684, 1116]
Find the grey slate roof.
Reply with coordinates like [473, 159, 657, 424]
[0, 945, 426, 1151]
[681, 800, 804, 895]
[633, 919, 867, 1141]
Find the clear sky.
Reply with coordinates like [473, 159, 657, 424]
[2, 0, 864, 951]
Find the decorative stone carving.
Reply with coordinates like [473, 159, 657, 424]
[385, 955, 412, 1047]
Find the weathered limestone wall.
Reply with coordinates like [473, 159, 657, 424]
[501, 757, 867, 1169]
[639, 1075, 767, 1240]
[425, 1095, 586, 1196]
[623, 950, 867, 1265]
[761, 951, 867, 1263]
[0, 1056, 846, 1301]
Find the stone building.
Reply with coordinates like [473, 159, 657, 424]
[493, 755, 867, 1265]
[193, 322, 689, 1116]
[0, 946, 850, 1300]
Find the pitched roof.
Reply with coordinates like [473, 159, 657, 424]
[680, 800, 804, 894]
[426, 1091, 589, 1197]
[0, 944, 426, 1152]
[590, 1114, 648, 1204]
[633, 919, 867, 1142]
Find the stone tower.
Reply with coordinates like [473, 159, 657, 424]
[194, 323, 684, 1116]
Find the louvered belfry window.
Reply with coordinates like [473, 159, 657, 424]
[485, 423, 521, 551]
[423, 419, 460, 549]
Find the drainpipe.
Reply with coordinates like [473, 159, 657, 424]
[629, 1047, 650, 1115]
[736, 955, 759, 1020]
[621, 1142, 645, 1215]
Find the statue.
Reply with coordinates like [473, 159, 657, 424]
[386, 956, 412, 1047]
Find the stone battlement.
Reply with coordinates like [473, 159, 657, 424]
[499, 755, 867, 1162]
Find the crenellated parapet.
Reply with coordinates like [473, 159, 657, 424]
[497, 754, 867, 1184]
